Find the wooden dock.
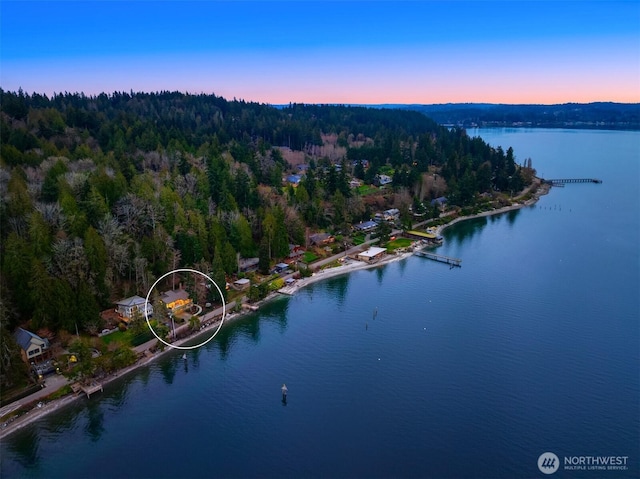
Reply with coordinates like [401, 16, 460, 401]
[79, 382, 103, 398]
[543, 178, 602, 185]
[415, 250, 462, 267]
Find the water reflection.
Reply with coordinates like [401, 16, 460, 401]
[323, 275, 350, 304]
[444, 216, 488, 245]
[105, 374, 134, 408]
[505, 208, 521, 226]
[397, 256, 408, 276]
[261, 298, 289, 333]
[5, 427, 40, 470]
[84, 401, 105, 442]
[160, 358, 177, 385]
[236, 316, 261, 342]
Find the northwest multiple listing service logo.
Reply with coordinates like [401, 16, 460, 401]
[538, 453, 560, 475]
[538, 452, 630, 475]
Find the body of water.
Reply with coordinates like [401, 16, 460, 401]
[2, 128, 638, 478]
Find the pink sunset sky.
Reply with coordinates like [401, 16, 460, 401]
[1, 1, 639, 104]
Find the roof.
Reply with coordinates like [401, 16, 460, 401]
[234, 278, 250, 285]
[358, 247, 387, 258]
[239, 257, 259, 267]
[407, 230, 437, 239]
[161, 289, 190, 304]
[309, 232, 332, 243]
[354, 220, 377, 231]
[115, 295, 147, 307]
[275, 263, 289, 269]
[14, 328, 49, 351]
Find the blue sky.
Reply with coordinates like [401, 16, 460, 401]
[1, 1, 639, 104]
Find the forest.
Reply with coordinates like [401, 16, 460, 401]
[0, 89, 532, 388]
[393, 102, 640, 129]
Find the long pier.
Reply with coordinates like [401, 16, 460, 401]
[543, 178, 602, 185]
[415, 250, 462, 267]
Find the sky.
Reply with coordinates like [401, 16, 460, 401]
[1, 1, 639, 104]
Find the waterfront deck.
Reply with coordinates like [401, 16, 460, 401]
[415, 250, 462, 267]
[78, 382, 103, 398]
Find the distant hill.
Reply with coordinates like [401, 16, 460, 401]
[375, 102, 640, 130]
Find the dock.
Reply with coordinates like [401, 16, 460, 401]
[543, 178, 602, 185]
[415, 250, 462, 267]
[78, 382, 103, 398]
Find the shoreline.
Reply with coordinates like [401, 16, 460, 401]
[0, 183, 550, 440]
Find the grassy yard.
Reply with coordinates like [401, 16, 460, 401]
[302, 251, 319, 263]
[101, 322, 159, 347]
[351, 233, 366, 245]
[356, 185, 378, 196]
[101, 329, 130, 346]
[386, 238, 413, 251]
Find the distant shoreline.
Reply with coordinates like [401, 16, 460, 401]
[0, 182, 551, 440]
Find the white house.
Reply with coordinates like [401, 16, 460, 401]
[357, 246, 387, 263]
[115, 295, 153, 321]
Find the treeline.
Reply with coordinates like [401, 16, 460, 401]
[0, 89, 530, 340]
[393, 102, 640, 130]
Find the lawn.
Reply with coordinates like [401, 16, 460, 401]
[302, 251, 319, 263]
[386, 238, 413, 251]
[101, 322, 158, 347]
[351, 233, 366, 245]
[101, 329, 130, 346]
[356, 185, 378, 196]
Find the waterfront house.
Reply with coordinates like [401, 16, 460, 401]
[233, 278, 251, 291]
[14, 328, 52, 364]
[115, 295, 153, 322]
[273, 263, 290, 274]
[357, 246, 387, 263]
[161, 289, 192, 314]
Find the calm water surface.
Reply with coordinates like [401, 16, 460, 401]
[2, 129, 638, 478]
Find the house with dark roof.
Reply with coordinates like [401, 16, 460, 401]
[288, 244, 305, 261]
[354, 220, 378, 232]
[161, 289, 192, 314]
[431, 196, 448, 208]
[309, 232, 335, 246]
[374, 174, 392, 187]
[238, 257, 260, 273]
[14, 328, 51, 364]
